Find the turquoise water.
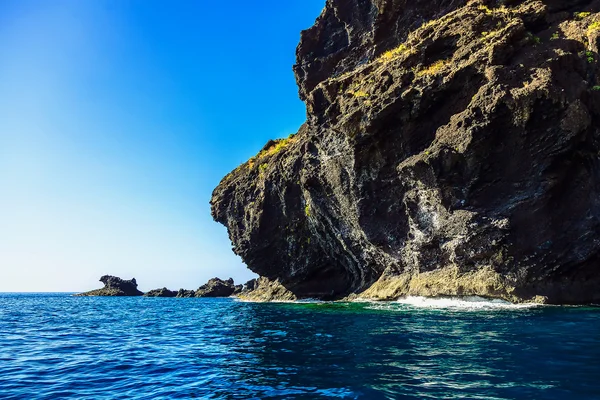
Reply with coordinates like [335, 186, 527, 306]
[1, 294, 599, 399]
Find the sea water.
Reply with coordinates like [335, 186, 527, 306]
[1, 293, 599, 399]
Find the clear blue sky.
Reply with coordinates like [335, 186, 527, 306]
[0, 0, 325, 292]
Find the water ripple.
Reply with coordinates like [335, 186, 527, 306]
[0, 294, 599, 399]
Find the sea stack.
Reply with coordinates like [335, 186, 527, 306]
[211, 0, 600, 304]
[76, 275, 144, 297]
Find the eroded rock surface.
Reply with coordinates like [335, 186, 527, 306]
[211, 0, 600, 304]
[176, 289, 196, 298]
[144, 288, 177, 298]
[76, 275, 144, 297]
[195, 278, 237, 298]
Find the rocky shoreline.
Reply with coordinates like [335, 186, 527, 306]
[75, 275, 257, 298]
[210, 0, 600, 305]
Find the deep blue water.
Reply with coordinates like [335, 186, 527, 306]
[1, 294, 600, 399]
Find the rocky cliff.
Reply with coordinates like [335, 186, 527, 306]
[211, 0, 600, 304]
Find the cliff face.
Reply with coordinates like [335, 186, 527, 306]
[211, 0, 600, 304]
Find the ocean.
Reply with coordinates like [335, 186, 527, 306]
[1, 293, 599, 399]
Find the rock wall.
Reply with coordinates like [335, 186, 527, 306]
[211, 0, 600, 304]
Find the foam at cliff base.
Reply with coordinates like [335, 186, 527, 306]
[234, 298, 322, 304]
[393, 296, 539, 310]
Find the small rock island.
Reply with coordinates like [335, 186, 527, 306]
[76, 275, 254, 298]
[75, 275, 144, 297]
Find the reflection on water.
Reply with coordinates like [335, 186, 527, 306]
[0, 294, 599, 399]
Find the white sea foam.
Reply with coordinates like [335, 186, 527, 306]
[238, 295, 541, 310]
[393, 296, 539, 310]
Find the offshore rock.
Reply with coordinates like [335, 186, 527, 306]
[144, 288, 177, 298]
[211, 0, 600, 304]
[243, 279, 258, 292]
[233, 284, 244, 295]
[76, 275, 143, 297]
[176, 289, 196, 298]
[195, 278, 237, 298]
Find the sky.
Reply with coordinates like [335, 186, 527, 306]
[0, 0, 325, 292]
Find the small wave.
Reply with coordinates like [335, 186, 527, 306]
[349, 298, 378, 303]
[238, 296, 539, 310]
[285, 298, 323, 304]
[233, 298, 323, 304]
[394, 296, 539, 310]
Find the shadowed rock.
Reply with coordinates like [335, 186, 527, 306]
[233, 284, 243, 295]
[212, 0, 600, 304]
[243, 279, 257, 292]
[76, 275, 143, 297]
[144, 288, 177, 298]
[176, 289, 196, 298]
[195, 278, 236, 297]
[229, 279, 259, 298]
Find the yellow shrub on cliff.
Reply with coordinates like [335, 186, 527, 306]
[588, 21, 600, 34]
[378, 44, 414, 62]
[416, 59, 449, 77]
